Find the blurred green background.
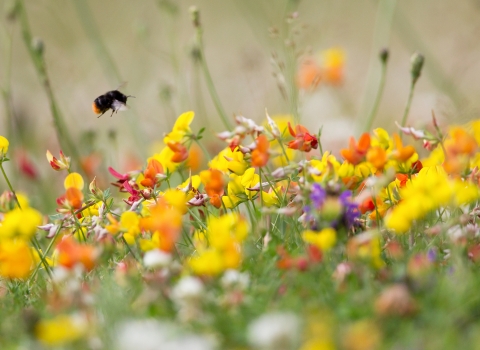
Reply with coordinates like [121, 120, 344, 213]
[1, 0, 480, 208]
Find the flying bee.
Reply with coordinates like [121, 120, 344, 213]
[92, 90, 135, 118]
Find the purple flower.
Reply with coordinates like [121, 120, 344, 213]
[339, 190, 360, 229]
[310, 183, 326, 209]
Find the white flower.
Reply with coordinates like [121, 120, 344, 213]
[247, 312, 300, 350]
[114, 319, 215, 350]
[170, 276, 204, 304]
[143, 249, 172, 269]
[221, 269, 250, 290]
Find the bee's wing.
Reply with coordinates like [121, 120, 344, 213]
[111, 99, 128, 112]
[115, 82, 128, 91]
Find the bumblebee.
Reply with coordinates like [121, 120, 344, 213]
[92, 90, 134, 118]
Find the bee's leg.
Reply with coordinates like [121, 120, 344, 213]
[110, 109, 115, 117]
[97, 111, 106, 118]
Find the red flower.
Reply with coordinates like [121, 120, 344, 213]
[122, 181, 142, 205]
[108, 167, 131, 188]
[287, 123, 318, 152]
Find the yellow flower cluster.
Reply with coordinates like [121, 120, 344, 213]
[385, 166, 480, 233]
[189, 213, 248, 276]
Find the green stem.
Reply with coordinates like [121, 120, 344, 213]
[31, 237, 52, 277]
[1, 24, 15, 143]
[364, 61, 388, 132]
[121, 236, 139, 262]
[193, 138, 212, 163]
[16, 0, 81, 168]
[400, 81, 416, 129]
[0, 161, 21, 209]
[193, 22, 232, 130]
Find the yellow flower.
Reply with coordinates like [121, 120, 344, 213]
[120, 211, 140, 244]
[208, 213, 248, 249]
[0, 239, 34, 279]
[209, 147, 249, 175]
[342, 320, 382, 350]
[421, 146, 444, 167]
[35, 314, 86, 346]
[64, 172, 84, 190]
[371, 128, 392, 150]
[302, 228, 337, 251]
[222, 168, 259, 209]
[163, 189, 187, 214]
[150, 146, 178, 174]
[0, 135, 9, 155]
[177, 175, 201, 201]
[261, 187, 281, 207]
[0, 207, 43, 240]
[163, 111, 194, 144]
[385, 166, 453, 234]
[347, 231, 384, 268]
[452, 179, 480, 206]
[189, 213, 248, 276]
[310, 152, 341, 182]
[189, 249, 224, 276]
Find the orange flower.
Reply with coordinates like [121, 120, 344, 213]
[139, 202, 182, 252]
[340, 133, 371, 165]
[443, 127, 478, 174]
[251, 134, 270, 167]
[140, 159, 163, 188]
[56, 237, 97, 271]
[445, 127, 477, 156]
[297, 57, 322, 90]
[366, 146, 387, 170]
[201, 169, 225, 209]
[391, 134, 415, 162]
[65, 187, 83, 210]
[287, 123, 319, 152]
[395, 174, 409, 187]
[167, 141, 189, 163]
[186, 143, 203, 172]
[322, 47, 345, 85]
[359, 197, 376, 214]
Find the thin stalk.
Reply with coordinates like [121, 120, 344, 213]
[1, 24, 15, 142]
[364, 53, 388, 132]
[358, 0, 397, 135]
[0, 161, 21, 209]
[193, 138, 211, 163]
[400, 81, 415, 129]
[16, 0, 81, 168]
[191, 8, 232, 130]
[121, 236, 139, 262]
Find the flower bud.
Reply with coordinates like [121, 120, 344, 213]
[89, 177, 104, 199]
[0, 135, 9, 157]
[189, 6, 200, 28]
[31, 37, 44, 56]
[410, 52, 425, 85]
[379, 48, 389, 64]
[46, 150, 70, 171]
